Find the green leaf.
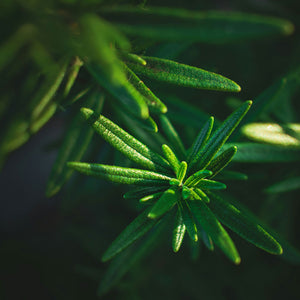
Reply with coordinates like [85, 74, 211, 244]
[140, 192, 163, 203]
[127, 56, 241, 92]
[160, 115, 186, 159]
[199, 226, 214, 251]
[189, 101, 252, 173]
[189, 200, 240, 264]
[119, 51, 147, 66]
[242, 123, 300, 148]
[187, 117, 214, 164]
[87, 64, 149, 119]
[177, 161, 187, 184]
[224, 143, 300, 163]
[148, 188, 177, 219]
[125, 65, 167, 113]
[265, 177, 300, 194]
[196, 179, 227, 190]
[100, 7, 294, 42]
[179, 199, 198, 242]
[162, 144, 180, 174]
[185, 170, 213, 187]
[192, 188, 210, 204]
[80, 108, 171, 172]
[98, 220, 164, 296]
[101, 208, 158, 262]
[79, 13, 129, 85]
[68, 162, 172, 186]
[207, 192, 282, 255]
[207, 146, 237, 178]
[172, 209, 186, 253]
[46, 90, 104, 197]
[123, 186, 167, 200]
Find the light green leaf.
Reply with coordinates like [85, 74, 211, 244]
[224, 143, 300, 162]
[185, 170, 213, 187]
[101, 208, 158, 262]
[80, 108, 171, 172]
[207, 192, 282, 255]
[189, 200, 240, 264]
[242, 123, 300, 148]
[119, 51, 147, 66]
[46, 91, 104, 197]
[162, 144, 180, 174]
[148, 188, 177, 219]
[207, 146, 237, 178]
[100, 7, 294, 42]
[127, 56, 241, 92]
[125, 65, 167, 113]
[177, 161, 187, 184]
[190, 101, 252, 173]
[140, 192, 163, 203]
[172, 209, 186, 253]
[68, 162, 172, 186]
[191, 188, 210, 204]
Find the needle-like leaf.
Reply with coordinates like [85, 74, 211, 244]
[68, 162, 172, 186]
[101, 208, 158, 262]
[207, 192, 282, 255]
[179, 199, 198, 242]
[148, 188, 177, 219]
[190, 200, 241, 264]
[177, 161, 187, 184]
[191, 188, 210, 204]
[185, 170, 213, 187]
[265, 177, 300, 194]
[80, 108, 171, 172]
[196, 179, 227, 190]
[172, 209, 186, 253]
[123, 186, 167, 199]
[214, 170, 248, 181]
[162, 144, 180, 174]
[127, 56, 241, 92]
[190, 101, 252, 173]
[207, 146, 237, 178]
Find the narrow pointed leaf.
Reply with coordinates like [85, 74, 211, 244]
[100, 7, 294, 42]
[123, 186, 167, 199]
[214, 170, 248, 181]
[179, 199, 198, 242]
[207, 146, 237, 178]
[190, 101, 252, 173]
[127, 56, 241, 92]
[223, 143, 300, 162]
[101, 208, 158, 262]
[198, 226, 214, 251]
[185, 170, 213, 187]
[172, 209, 186, 252]
[189, 200, 240, 264]
[119, 51, 147, 66]
[87, 64, 149, 119]
[125, 65, 167, 113]
[187, 117, 214, 164]
[68, 162, 172, 186]
[148, 188, 177, 219]
[80, 108, 171, 172]
[177, 161, 187, 184]
[140, 192, 163, 203]
[207, 192, 282, 255]
[46, 91, 104, 197]
[196, 179, 227, 190]
[182, 186, 192, 200]
[193, 188, 210, 203]
[160, 115, 186, 159]
[162, 144, 180, 174]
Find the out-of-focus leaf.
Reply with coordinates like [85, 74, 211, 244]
[46, 90, 104, 197]
[179, 199, 198, 242]
[265, 177, 300, 194]
[101, 208, 158, 262]
[100, 6, 294, 42]
[127, 56, 241, 92]
[214, 170, 248, 181]
[207, 192, 282, 255]
[123, 186, 167, 200]
[242, 123, 300, 148]
[224, 143, 300, 162]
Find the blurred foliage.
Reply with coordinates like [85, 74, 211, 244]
[0, 0, 300, 299]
